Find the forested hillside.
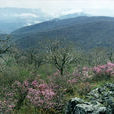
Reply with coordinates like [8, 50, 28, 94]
[12, 16, 114, 49]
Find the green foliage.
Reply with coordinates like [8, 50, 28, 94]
[0, 38, 114, 113]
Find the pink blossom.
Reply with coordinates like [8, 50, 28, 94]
[24, 80, 29, 87]
[106, 68, 113, 73]
[107, 62, 114, 67]
[38, 84, 47, 90]
[31, 80, 38, 87]
[93, 67, 101, 73]
[98, 65, 106, 69]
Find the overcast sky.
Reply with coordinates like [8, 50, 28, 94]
[0, 0, 114, 17]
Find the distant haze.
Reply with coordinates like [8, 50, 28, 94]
[0, 0, 114, 17]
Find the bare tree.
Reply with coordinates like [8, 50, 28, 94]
[46, 40, 75, 75]
[25, 48, 46, 68]
[87, 48, 109, 66]
[32, 49, 46, 69]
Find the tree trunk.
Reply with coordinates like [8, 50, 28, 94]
[60, 68, 64, 75]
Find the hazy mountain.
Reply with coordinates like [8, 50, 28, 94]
[12, 16, 114, 49]
[0, 7, 52, 33]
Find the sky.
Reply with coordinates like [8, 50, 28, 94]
[0, 0, 114, 17]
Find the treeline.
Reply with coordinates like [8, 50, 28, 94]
[0, 35, 114, 75]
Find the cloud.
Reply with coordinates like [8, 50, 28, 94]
[0, 0, 114, 17]
[60, 9, 83, 15]
[14, 13, 38, 18]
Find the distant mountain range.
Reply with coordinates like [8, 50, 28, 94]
[0, 8, 52, 33]
[0, 8, 88, 33]
[11, 16, 114, 49]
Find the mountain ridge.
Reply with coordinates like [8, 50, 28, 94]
[11, 16, 114, 49]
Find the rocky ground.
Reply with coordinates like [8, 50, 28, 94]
[66, 83, 114, 114]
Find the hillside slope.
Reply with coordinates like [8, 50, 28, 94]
[12, 16, 114, 49]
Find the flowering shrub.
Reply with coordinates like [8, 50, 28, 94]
[0, 100, 15, 113]
[0, 79, 57, 113]
[0, 62, 114, 113]
[72, 66, 92, 81]
[0, 87, 17, 113]
[93, 62, 114, 79]
[27, 81, 56, 110]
